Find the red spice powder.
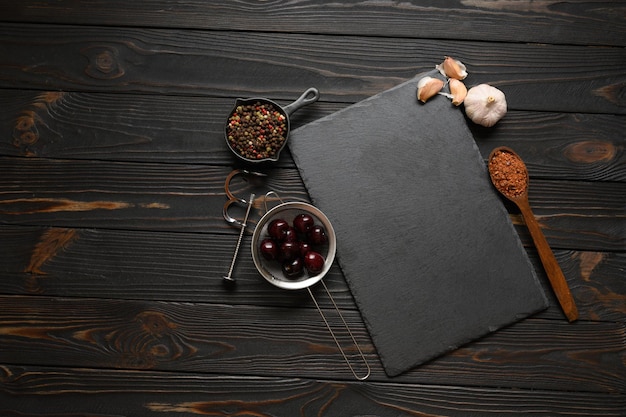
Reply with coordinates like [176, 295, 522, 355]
[489, 149, 528, 198]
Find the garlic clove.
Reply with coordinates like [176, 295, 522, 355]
[436, 56, 468, 80]
[449, 79, 467, 106]
[416, 76, 444, 103]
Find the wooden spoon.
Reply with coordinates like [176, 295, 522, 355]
[488, 147, 578, 322]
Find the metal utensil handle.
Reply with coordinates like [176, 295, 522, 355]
[223, 193, 255, 282]
[224, 169, 267, 203]
[307, 280, 371, 381]
[262, 190, 285, 213]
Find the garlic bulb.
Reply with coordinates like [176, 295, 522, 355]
[416, 76, 444, 103]
[463, 84, 507, 127]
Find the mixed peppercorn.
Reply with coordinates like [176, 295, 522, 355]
[226, 102, 287, 160]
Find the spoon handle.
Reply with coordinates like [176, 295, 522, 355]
[517, 199, 578, 322]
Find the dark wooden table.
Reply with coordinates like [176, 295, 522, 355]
[1, 2, 624, 416]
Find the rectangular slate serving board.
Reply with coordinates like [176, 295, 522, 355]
[288, 73, 548, 377]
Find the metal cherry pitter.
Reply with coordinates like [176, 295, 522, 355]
[221, 169, 371, 381]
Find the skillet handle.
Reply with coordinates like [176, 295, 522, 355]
[282, 87, 320, 116]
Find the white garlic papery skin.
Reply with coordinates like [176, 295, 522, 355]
[416, 76, 444, 103]
[463, 84, 507, 127]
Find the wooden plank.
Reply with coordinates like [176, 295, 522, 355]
[511, 179, 626, 253]
[1, 89, 624, 181]
[556, 250, 626, 322]
[0, 89, 328, 167]
[1, 157, 623, 250]
[2, 365, 624, 417]
[0, 24, 624, 113]
[471, 111, 626, 182]
[0, 227, 355, 311]
[0, 295, 623, 392]
[0, 158, 310, 232]
[1, 0, 624, 47]
[1, 366, 624, 417]
[1, 224, 624, 321]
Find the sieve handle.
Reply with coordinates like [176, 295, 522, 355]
[307, 280, 371, 381]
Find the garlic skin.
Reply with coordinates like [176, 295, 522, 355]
[436, 56, 468, 80]
[449, 79, 467, 106]
[416, 76, 444, 103]
[463, 84, 507, 127]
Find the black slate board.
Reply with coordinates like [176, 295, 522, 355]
[288, 73, 549, 377]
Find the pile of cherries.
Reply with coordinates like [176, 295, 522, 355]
[259, 212, 328, 279]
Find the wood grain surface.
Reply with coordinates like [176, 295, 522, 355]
[1, 90, 624, 178]
[0, 295, 624, 392]
[2, 365, 623, 417]
[0, 1, 624, 416]
[1, 0, 624, 46]
[0, 24, 624, 113]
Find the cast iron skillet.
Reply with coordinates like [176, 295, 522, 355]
[224, 87, 320, 163]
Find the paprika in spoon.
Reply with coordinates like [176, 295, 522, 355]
[488, 147, 578, 322]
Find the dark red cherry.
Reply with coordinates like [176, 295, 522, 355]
[282, 257, 304, 279]
[259, 238, 278, 261]
[304, 251, 325, 274]
[279, 241, 300, 261]
[283, 227, 298, 242]
[293, 213, 315, 234]
[307, 225, 327, 245]
[268, 218, 289, 241]
[298, 241, 311, 257]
